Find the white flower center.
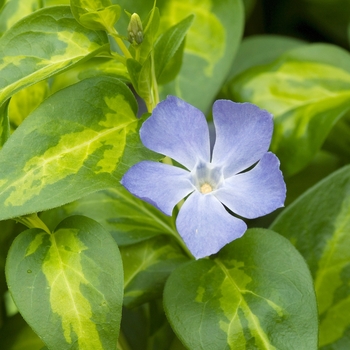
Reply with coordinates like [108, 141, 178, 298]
[192, 162, 224, 194]
[200, 183, 213, 194]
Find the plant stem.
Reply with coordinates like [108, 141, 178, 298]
[109, 30, 133, 59]
[15, 213, 51, 234]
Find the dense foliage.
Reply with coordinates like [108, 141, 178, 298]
[0, 0, 349, 349]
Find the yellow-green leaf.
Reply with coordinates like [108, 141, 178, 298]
[0, 76, 153, 220]
[164, 229, 318, 350]
[0, 6, 109, 108]
[6, 215, 124, 350]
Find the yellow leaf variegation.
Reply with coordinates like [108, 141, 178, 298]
[0, 76, 154, 220]
[0, 6, 109, 108]
[6, 215, 123, 350]
[164, 229, 318, 349]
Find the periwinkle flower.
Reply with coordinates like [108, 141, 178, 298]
[121, 96, 286, 259]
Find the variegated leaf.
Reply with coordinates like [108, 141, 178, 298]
[0, 0, 41, 35]
[229, 43, 350, 176]
[0, 76, 154, 220]
[40, 187, 174, 246]
[0, 6, 109, 108]
[121, 235, 188, 308]
[271, 165, 350, 349]
[6, 215, 123, 350]
[115, 0, 244, 112]
[164, 229, 318, 350]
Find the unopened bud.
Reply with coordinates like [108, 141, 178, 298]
[127, 13, 143, 46]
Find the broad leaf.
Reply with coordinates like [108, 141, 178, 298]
[0, 6, 109, 108]
[224, 34, 306, 83]
[229, 44, 350, 176]
[0, 76, 153, 221]
[121, 235, 188, 308]
[50, 57, 129, 94]
[270, 165, 350, 349]
[158, 0, 244, 112]
[6, 215, 123, 350]
[9, 80, 49, 129]
[40, 187, 174, 246]
[0, 0, 41, 35]
[70, 0, 121, 32]
[164, 228, 318, 349]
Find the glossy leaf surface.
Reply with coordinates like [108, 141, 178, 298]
[121, 235, 188, 308]
[6, 215, 123, 350]
[229, 44, 350, 176]
[40, 187, 173, 246]
[0, 6, 109, 108]
[0, 76, 152, 220]
[164, 229, 318, 350]
[116, 0, 244, 112]
[271, 165, 350, 348]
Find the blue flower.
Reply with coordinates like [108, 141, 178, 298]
[121, 96, 286, 259]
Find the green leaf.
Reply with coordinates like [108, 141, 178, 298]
[50, 57, 130, 94]
[136, 5, 160, 64]
[9, 80, 49, 129]
[0, 6, 109, 108]
[229, 43, 350, 176]
[121, 235, 188, 308]
[270, 165, 350, 349]
[0, 76, 153, 221]
[6, 215, 123, 350]
[224, 34, 306, 83]
[0, 98, 10, 148]
[0, 0, 42, 36]
[164, 228, 318, 350]
[70, 0, 121, 32]
[154, 14, 194, 80]
[158, 0, 244, 112]
[115, 0, 244, 112]
[40, 187, 174, 246]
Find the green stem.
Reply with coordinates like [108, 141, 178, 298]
[15, 213, 51, 234]
[150, 52, 159, 111]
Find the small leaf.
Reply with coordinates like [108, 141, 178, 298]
[270, 164, 350, 348]
[158, 0, 244, 112]
[164, 228, 318, 349]
[40, 187, 174, 246]
[0, 6, 109, 108]
[121, 235, 188, 308]
[154, 14, 194, 80]
[6, 215, 124, 350]
[0, 76, 154, 220]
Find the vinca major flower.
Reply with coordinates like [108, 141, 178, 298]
[121, 96, 286, 259]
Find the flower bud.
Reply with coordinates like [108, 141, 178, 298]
[127, 13, 143, 46]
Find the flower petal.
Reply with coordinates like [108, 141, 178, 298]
[121, 161, 195, 216]
[215, 152, 286, 219]
[176, 191, 247, 259]
[212, 100, 273, 177]
[140, 96, 210, 170]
